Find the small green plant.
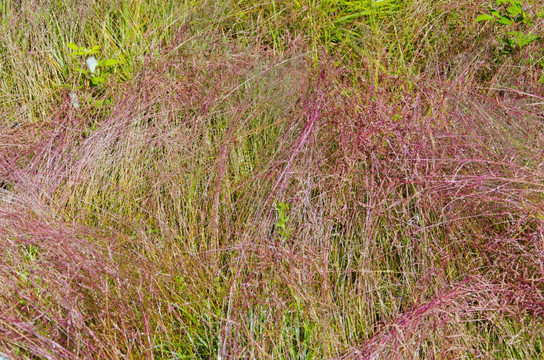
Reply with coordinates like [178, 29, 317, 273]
[21, 243, 40, 262]
[17, 243, 41, 284]
[274, 201, 292, 244]
[66, 43, 120, 113]
[67, 43, 120, 88]
[476, 0, 540, 54]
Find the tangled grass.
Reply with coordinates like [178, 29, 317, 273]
[1, 0, 544, 358]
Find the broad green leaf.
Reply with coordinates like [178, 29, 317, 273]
[81, 48, 99, 55]
[507, 3, 522, 17]
[91, 76, 105, 85]
[67, 43, 79, 51]
[475, 14, 494, 22]
[101, 59, 119, 66]
[498, 16, 512, 25]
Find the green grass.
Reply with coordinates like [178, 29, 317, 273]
[1, 0, 544, 359]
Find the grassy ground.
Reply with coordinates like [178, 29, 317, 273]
[1, 0, 544, 358]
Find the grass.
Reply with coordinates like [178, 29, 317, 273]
[1, 0, 544, 358]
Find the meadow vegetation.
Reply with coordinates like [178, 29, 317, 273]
[1, 0, 544, 358]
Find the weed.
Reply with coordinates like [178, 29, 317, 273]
[67, 43, 121, 87]
[476, 0, 541, 54]
[274, 201, 293, 244]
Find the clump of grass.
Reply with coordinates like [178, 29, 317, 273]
[1, 0, 544, 359]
